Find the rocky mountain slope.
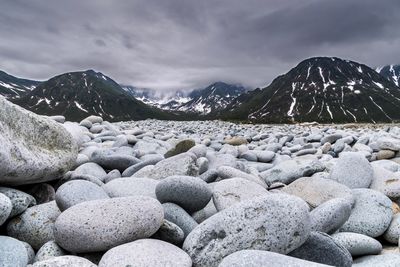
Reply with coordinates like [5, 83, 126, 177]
[125, 82, 246, 115]
[0, 70, 40, 98]
[223, 57, 400, 123]
[11, 70, 177, 122]
[377, 65, 400, 87]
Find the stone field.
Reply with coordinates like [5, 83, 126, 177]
[3, 97, 400, 266]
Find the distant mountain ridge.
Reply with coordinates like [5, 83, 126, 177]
[0, 70, 40, 98]
[223, 57, 400, 123]
[377, 65, 400, 87]
[10, 70, 177, 122]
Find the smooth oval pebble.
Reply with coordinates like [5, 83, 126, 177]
[98, 239, 192, 267]
[383, 213, 400, 244]
[183, 193, 311, 267]
[34, 240, 66, 263]
[0, 235, 29, 267]
[103, 177, 159, 198]
[0, 186, 36, 217]
[328, 152, 373, 188]
[55, 180, 109, 211]
[31, 256, 97, 267]
[310, 198, 352, 234]
[162, 202, 198, 238]
[0, 193, 12, 225]
[212, 178, 268, 211]
[353, 254, 400, 267]
[156, 175, 212, 212]
[7, 201, 61, 249]
[219, 250, 329, 267]
[54, 196, 164, 253]
[288, 231, 352, 267]
[152, 219, 185, 245]
[340, 188, 392, 237]
[331, 232, 382, 257]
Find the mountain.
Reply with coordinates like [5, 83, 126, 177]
[120, 86, 191, 110]
[11, 70, 177, 122]
[175, 82, 247, 114]
[377, 65, 400, 87]
[223, 57, 400, 123]
[0, 70, 40, 98]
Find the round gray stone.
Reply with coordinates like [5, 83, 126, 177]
[0, 193, 12, 225]
[328, 152, 373, 188]
[156, 175, 212, 212]
[212, 178, 268, 211]
[282, 176, 354, 208]
[34, 241, 66, 263]
[54, 196, 164, 253]
[0, 97, 78, 185]
[21, 241, 35, 264]
[370, 165, 400, 198]
[310, 198, 352, 234]
[331, 232, 382, 257]
[0, 187, 36, 217]
[183, 193, 311, 267]
[288, 231, 352, 267]
[91, 149, 139, 172]
[31, 256, 97, 267]
[383, 213, 400, 244]
[219, 250, 329, 267]
[73, 162, 107, 181]
[162, 202, 198, 238]
[340, 188, 392, 237]
[7, 201, 61, 249]
[103, 177, 159, 198]
[152, 219, 185, 245]
[55, 180, 109, 211]
[0, 236, 29, 267]
[353, 254, 400, 267]
[98, 239, 192, 267]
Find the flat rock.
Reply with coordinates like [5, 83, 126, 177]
[98, 239, 192, 267]
[156, 175, 212, 212]
[30, 256, 97, 267]
[134, 153, 199, 180]
[340, 188, 392, 237]
[0, 236, 29, 267]
[310, 198, 352, 234]
[183, 193, 311, 267]
[282, 176, 354, 208]
[288, 231, 352, 267]
[212, 178, 268, 211]
[103, 177, 159, 198]
[54, 196, 164, 253]
[260, 159, 325, 185]
[331, 232, 382, 257]
[55, 180, 109, 211]
[328, 152, 373, 188]
[0, 97, 78, 185]
[219, 250, 329, 267]
[7, 201, 61, 249]
[353, 254, 400, 267]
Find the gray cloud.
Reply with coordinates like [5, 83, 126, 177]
[1, 0, 400, 90]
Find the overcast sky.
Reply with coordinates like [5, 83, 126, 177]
[1, 0, 400, 91]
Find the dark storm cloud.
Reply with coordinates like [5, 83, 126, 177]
[1, 0, 400, 90]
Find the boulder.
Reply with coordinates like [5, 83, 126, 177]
[0, 97, 78, 185]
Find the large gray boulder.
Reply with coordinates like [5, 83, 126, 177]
[98, 239, 192, 267]
[183, 193, 311, 267]
[0, 97, 78, 185]
[54, 196, 164, 253]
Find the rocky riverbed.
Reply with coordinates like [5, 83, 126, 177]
[2, 97, 400, 266]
